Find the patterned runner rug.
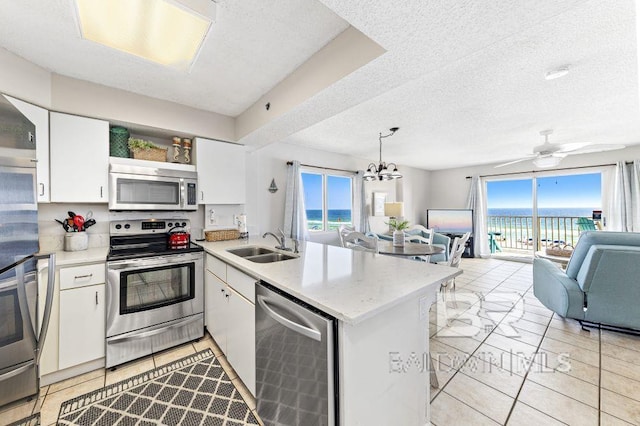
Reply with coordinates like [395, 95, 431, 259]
[7, 413, 40, 426]
[57, 349, 259, 425]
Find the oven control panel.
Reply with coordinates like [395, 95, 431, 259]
[110, 219, 191, 235]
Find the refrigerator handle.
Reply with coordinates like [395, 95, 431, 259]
[35, 253, 56, 364]
[257, 294, 322, 342]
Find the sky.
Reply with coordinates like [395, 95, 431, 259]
[487, 173, 602, 208]
[302, 172, 352, 210]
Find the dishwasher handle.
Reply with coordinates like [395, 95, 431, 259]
[257, 294, 322, 342]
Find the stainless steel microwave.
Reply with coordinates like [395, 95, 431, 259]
[109, 163, 198, 211]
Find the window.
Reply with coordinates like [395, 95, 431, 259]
[301, 170, 353, 231]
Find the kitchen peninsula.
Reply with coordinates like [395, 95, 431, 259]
[198, 238, 461, 425]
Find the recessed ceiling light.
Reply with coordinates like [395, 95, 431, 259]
[74, 0, 215, 71]
[545, 66, 570, 80]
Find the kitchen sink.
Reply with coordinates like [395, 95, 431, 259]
[245, 253, 297, 263]
[226, 246, 298, 263]
[227, 246, 276, 257]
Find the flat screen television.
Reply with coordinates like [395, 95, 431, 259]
[427, 209, 474, 235]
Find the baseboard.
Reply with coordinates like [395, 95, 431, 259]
[40, 358, 105, 386]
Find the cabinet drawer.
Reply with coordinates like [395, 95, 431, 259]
[206, 254, 227, 281]
[60, 263, 105, 290]
[227, 266, 256, 302]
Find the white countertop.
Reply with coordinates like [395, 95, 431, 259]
[196, 238, 462, 325]
[38, 247, 109, 267]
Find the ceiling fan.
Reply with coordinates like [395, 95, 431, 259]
[495, 130, 626, 169]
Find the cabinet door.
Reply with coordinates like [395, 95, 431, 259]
[59, 284, 105, 369]
[4, 96, 50, 202]
[195, 138, 246, 204]
[50, 112, 109, 202]
[226, 287, 255, 395]
[205, 270, 228, 354]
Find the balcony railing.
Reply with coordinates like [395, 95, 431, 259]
[487, 215, 584, 251]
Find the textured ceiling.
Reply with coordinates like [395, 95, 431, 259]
[0, 0, 349, 116]
[281, 0, 640, 170]
[0, 0, 639, 170]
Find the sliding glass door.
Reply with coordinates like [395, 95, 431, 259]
[486, 172, 602, 255]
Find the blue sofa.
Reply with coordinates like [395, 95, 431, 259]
[533, 231, 640, 330]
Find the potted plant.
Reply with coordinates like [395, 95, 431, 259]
[386, 218, 409, 247]
[128, 138, 168, 162]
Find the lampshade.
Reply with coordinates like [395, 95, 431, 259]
[384, 202, 404, 217]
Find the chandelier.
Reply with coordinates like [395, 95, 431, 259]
[363, 127, 402, 181]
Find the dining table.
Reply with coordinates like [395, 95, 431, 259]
[377, 241, 445, 257]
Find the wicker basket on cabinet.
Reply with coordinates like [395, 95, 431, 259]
[205, 229, 240, 242]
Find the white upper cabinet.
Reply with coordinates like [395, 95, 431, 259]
[50, 112, 109, 202]
[2, 95, 50, 202]
[195, 138, 246, 204]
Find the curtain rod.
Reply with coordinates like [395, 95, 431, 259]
[464, 161, 634, 179]
[286, 161, 357, 174]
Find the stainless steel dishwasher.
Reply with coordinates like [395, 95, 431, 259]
[255, 281, 338, 426]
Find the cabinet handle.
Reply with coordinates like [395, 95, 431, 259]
[100, 186, 103, 198]
[39, 183, 45, 196]
[74, 273, 93, 280]
[201, 191, 204, 201]
[95, 291, 98, 305]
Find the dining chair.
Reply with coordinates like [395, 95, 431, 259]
[337, 224, 356, 247]
[438, 232, 471, 291]
[404, 232, 434, 262]
[342, 231, 379, 252]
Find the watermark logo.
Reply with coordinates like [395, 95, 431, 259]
[435, 290, 525, 338]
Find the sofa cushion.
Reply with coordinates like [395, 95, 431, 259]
[533, 258, 585, 320]
[566, 231, 640, 279]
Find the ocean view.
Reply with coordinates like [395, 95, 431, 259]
[488, 207, 598, 217]
[306, 209, 352, 230]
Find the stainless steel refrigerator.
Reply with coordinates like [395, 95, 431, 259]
[0, 94, 55, 407]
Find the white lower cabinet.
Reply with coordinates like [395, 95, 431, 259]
[204, 254, 255, 394]
[226, 286, 256, 395]
[205, 270, 228, 351]
[58, 264, 106, 370]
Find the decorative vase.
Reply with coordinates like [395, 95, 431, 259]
[393, 230, 405, 247]
[172, 136, 181, 162]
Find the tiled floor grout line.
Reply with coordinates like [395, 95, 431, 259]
[432, 262, 536, 423]
[598, 326, 602, 425]
[502, 312, 555, 425]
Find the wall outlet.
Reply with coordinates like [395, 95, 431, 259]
[209, 209, 216, 224]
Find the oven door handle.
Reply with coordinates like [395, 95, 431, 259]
[107, 253, 202, 270]
[108, 315, 202, 344]
[0, 361, 35, 383]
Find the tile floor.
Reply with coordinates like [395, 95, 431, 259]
[1, 257, 639, 425]
[429, 257, 640, 425]
[0, 334, 261, 426]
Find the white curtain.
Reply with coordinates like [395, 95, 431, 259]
[607, 161, 633, 232]
[353, 171, 370, 233]
[630, 160, 640, 232]
[466, 176, 490, 257]
[283, 161, 309, 240]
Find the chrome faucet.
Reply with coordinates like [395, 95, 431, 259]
[262, 228, 299, 253]
[263, 230, 287, 251]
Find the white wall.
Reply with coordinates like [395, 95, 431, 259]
[51, 75, 235, 142]
[245, 141, 430, 241]
[0, 47, 51, 107]
[427, 145, 640, 210]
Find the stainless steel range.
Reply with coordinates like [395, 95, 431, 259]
[106, 219, 204, 368]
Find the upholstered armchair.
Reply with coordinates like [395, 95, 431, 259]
[533, 231, 640, 330]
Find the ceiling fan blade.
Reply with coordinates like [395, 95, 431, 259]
[564, 144, 626, 155]
[494, 157, 534, 168]
[554, 142, 590, 153]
